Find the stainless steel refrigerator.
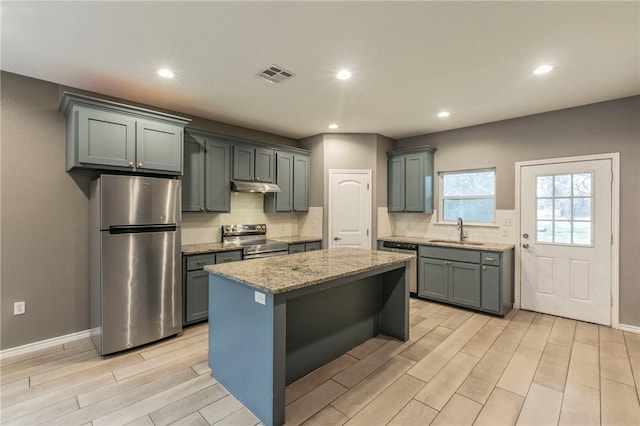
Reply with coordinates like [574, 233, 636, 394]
[90, 174, 182, 355]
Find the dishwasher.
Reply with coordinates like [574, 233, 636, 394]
[379, 241, 418, 295]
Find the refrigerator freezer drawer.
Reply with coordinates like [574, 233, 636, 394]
[97, 229, 182, 355]
[99, 174, 181, 228]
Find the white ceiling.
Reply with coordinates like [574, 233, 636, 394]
[2, 1, 638, 140]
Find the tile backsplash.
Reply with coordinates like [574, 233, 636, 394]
[377, 207, 517, 244]
[181, 193, 323, 245]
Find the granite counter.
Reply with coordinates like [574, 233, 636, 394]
[378, 235, 514, 252]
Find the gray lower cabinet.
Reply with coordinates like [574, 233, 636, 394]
[387, 147, 435, 213]
[59, 92, 189, 174]
[264, 151, 310, 213]
[182, 129, 231, 213]
[305, 241, 321, 251]
[419, 245, 513, 316]
[288, 241, 321, 254]
[183, 250, 242, 325]
[233, 145, 274, 182]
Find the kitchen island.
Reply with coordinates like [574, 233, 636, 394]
[204, 248, 414, 426]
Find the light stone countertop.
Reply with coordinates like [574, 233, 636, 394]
[182, 242, 243, 255]
[378, 236, 514, 252]
[270, 235, 322, 244]
[205, 248, 414, 294]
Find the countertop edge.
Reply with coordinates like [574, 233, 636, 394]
[378, 236, 515, 252]
[205, 249, 414, 294]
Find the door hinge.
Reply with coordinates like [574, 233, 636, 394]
[366, 229, 369, 236]
[611, 172, 614, 183]
[367, 183, 370, 190]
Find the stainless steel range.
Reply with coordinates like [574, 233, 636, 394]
[222, 224, 289, 259]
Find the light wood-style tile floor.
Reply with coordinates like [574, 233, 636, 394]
[2, 299, 639, 425]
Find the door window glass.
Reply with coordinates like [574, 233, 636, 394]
[536, 173, 593, 245]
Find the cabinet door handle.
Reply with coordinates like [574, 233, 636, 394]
[200, 207, 205, 213]
[138, 162, 143, 168]
[128, 161, 134, 168]
[484, 257, 495, 262]
[482, 266, 487, 271]
[196, 261, 206, 266]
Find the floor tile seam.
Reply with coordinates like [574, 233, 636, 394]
[599, 374, 639, 390]
[314, 378, 351, 421]
[384, 397, 416, 425]
[138, 340, 209, 363]
[0, 345, 66, 368]
[0, 350, 101, 381]
[0, 370, 116, 413]
[331, 355, 395, 389]
[4, 394, 81, 425]
[341, 372, 426, 423]
[91, 373, 215, 425]
[75, 367, 201, 420]
[147, 382, 222, 424]
[113, 348, 208, 381]
[285, 376, 336, 407]
[25, 353, 146, 395]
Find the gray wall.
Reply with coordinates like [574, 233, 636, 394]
[301, 133, 392, 248]
[0, 71, 298, 350]
[398, 96, 640, 327]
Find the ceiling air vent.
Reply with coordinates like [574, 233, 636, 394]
[257, 65, 295, 83]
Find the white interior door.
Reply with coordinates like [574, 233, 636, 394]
[520, 159, 612, 325]
[329, 170, 372, 249]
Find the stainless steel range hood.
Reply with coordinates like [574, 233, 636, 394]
[231, 180, 281, 193]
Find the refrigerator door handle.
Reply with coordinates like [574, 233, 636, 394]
[108, 224, 177, 234]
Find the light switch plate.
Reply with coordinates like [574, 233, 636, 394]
[254, 291, 266, 305]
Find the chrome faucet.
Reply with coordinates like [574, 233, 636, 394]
[457, 217, 467, 242]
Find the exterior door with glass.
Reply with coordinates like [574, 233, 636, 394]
[520, 159, 612, 325]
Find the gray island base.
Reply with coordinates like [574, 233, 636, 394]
[205, 248, 414, 426]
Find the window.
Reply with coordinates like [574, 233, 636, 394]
[535, 173, 592, 245]
[439, 168, 496, 223]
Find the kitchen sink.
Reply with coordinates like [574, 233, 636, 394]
[428, 239, 485, 246]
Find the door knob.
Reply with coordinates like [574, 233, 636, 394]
[522, 243, 530, 249]
[333, 236, 341, 241]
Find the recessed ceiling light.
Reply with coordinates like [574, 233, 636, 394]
[336, 70, 352, 80]
[157, 68, 175, 78]
[437, 111, 450, 118]
[533, 65, 553, 75]
[328, 123, 339, 130]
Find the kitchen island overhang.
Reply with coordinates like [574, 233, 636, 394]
[205, 248, 415, 426]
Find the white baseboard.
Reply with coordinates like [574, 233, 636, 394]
[0, 329, 92, 360]
[618, 323, 640, 334]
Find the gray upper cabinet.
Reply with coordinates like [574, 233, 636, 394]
[293, 154, 309, 212]
[59, 92, 190, 175]
[182, 136, 205, 211]
[233, 145, 274, 182]
[274, 151, 294, 212]
[264, 151, 310, 213]
[136, 120, 183, 173]
[182, 129, 231, 213]
[387, 146, 435, 214]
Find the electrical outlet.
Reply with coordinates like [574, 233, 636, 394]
[14, 301, 25, 315]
